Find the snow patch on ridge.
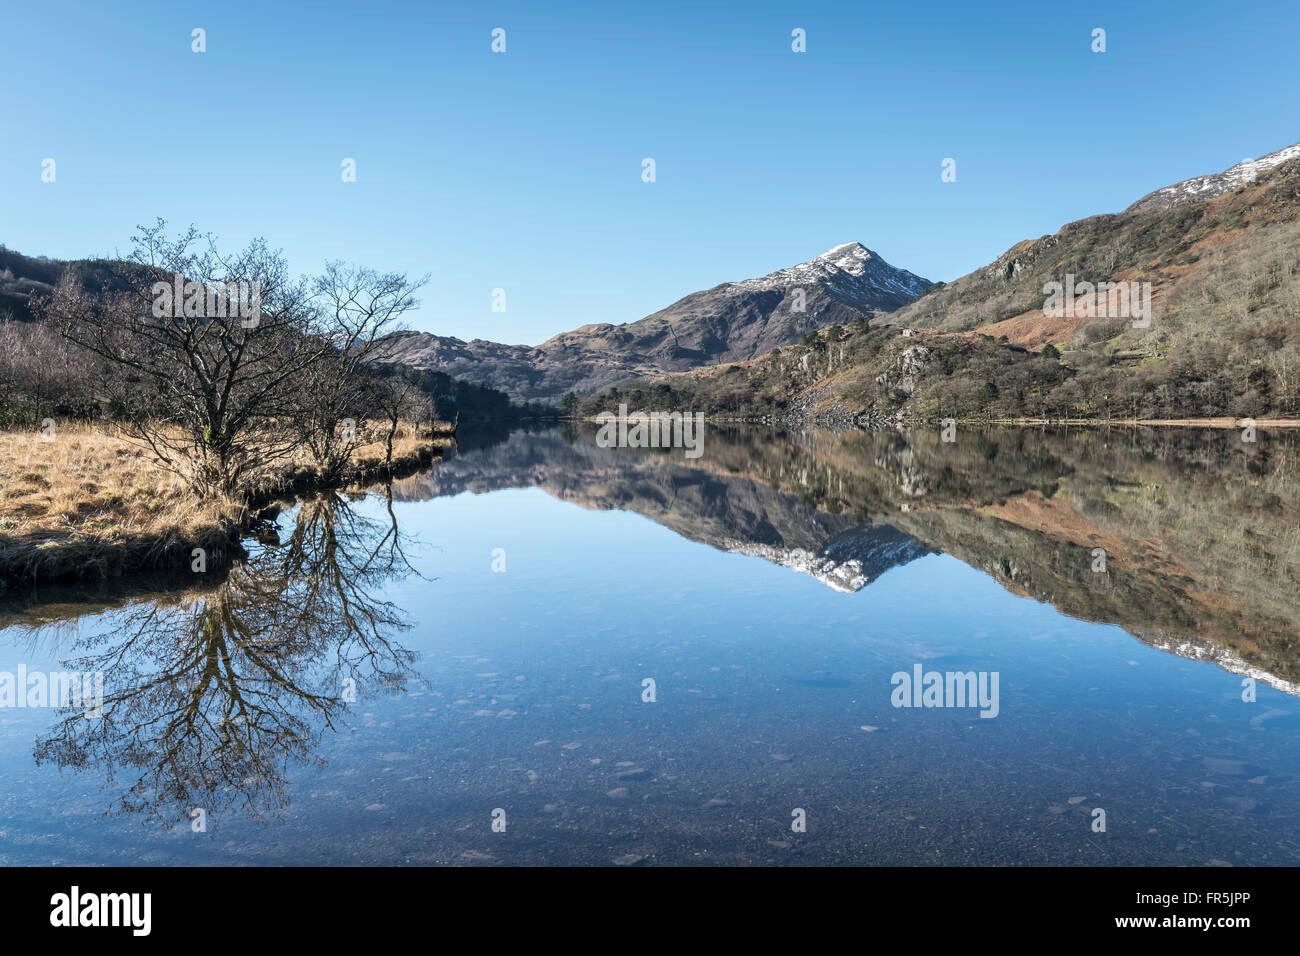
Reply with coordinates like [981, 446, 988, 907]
[1149, 633, 1300, 699]
[1126, 142, 1300, 212]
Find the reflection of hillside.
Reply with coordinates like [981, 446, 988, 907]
[730, 426, 1300, 691]
[408, 425, 1300, 693]
[695, 425, 1300, 692]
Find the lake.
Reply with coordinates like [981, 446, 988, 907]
[1, 424, 1297, 865]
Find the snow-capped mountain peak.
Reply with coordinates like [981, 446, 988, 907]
[816, 241, 874, 267]
[734, 241, 931, 303]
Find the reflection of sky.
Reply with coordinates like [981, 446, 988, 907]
[0, 487, 1297, 865]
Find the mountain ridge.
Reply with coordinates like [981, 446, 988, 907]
[383, 242, 930, 402]
[1125, 140, 1300, 213]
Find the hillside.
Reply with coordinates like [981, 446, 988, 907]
[0, 246, 136, 323]
[0, 245, 534, 426]
[580, 147, 1300, 423]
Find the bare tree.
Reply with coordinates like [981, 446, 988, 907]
[0, 315, 99, 426]
[298, 262, 426, 475]
[369, 372, 431, 467]
[42, 221, 330, 498]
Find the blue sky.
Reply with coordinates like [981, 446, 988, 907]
[2, 0, 1297, 343]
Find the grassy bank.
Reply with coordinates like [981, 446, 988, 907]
[0, 421, 451, 586]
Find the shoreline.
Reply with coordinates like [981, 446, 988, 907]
[577, 413, 1300, 429]
[0, 428, 452, 589]
[985, 417, 1300, 429]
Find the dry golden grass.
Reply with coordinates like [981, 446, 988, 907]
[0, 420, 447, 582]
[0, 422, 233, 546]
[341, 424, 435, 472]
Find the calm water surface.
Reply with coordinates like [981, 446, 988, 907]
[1, 425, 1297, 865]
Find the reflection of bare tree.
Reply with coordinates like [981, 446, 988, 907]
[33, 489, 419, 827]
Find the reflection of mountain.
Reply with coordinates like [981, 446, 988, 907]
[720, 425, 1300, 692]
[395, 431, 931, 591]
[754, 426, 1300, 693]
[722, 525, 928, 593]
[411, 424, 1300, 694]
